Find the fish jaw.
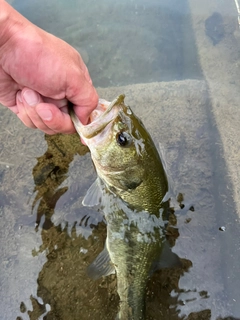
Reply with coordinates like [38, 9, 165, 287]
[70, 95, 125, 145]
[71, 94, 168, 212]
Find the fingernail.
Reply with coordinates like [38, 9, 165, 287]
[37, 109, 52, 121]
[23, 89, 40, 106]
[16, 91, 22, 103]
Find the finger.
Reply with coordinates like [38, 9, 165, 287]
[35, 103, 76, 134]
[17, 112, 37, 129]
[0, 68, 20, 108]
[21, 88, 53, 130]
[17, 109, 56, 134]
[17, 90, 67, 134]
[7, 91, 20, 114]
[66, 65, 99, 125]
[8, 105, 19, 114]
[71, 85, 99, 125]
[16, 91, 37, 129]
[43, 97, 68, 110]
[21, 88, 75, 134]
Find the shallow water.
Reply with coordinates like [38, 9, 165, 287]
[1, 0, 240, 319]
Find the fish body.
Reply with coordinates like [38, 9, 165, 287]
[70, 95, 177, 319]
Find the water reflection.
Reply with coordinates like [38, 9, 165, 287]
[31, 134, 88, 231]
[12, 0, 202, 87]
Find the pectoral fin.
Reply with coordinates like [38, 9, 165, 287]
[87, 245, 116, 280]
[82, 178, 103, 207]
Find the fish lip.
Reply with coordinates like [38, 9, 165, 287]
[70, 95, 125, 139]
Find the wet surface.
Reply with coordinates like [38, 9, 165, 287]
[1, 80, 240, 319]
[12, 0, 202, 86]
[205, 12, 225, 45]
[1, 0, 240, 319]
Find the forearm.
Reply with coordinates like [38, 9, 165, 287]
[0, 0, 30, 47]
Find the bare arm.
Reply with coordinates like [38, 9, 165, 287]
[0, 0, 98, 134]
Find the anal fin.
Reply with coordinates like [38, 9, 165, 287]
[87, 245, 115, 280]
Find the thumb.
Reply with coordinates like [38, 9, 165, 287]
[73, 86, 99, 125]
[23, 89, 41, 107]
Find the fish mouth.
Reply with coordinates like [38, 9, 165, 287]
[70, 95, 125, 140]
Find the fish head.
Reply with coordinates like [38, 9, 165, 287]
[70, 95, 153, 194]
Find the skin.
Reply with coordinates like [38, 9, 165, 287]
[0, 0, 98, 134]
[71, 96, 169, 319]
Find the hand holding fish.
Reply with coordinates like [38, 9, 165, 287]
[0, 0, 98, 134]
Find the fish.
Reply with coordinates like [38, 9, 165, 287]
[70, 95, 180, 319]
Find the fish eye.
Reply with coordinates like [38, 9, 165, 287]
[116, 131, 132, 147]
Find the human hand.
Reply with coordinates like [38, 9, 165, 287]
[0, 1, 98, 134]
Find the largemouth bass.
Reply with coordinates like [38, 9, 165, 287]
[70, 95, 180, 319]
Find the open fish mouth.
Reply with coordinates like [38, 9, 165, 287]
[70, 95, 125, 140]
